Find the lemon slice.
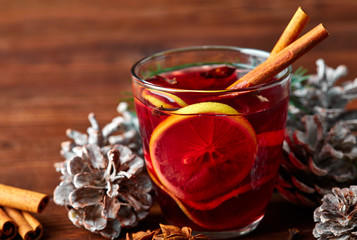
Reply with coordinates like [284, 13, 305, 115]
[142, 89, 187, 109]
[149, 102, 257, 210]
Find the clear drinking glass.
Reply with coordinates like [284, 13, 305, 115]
[131, 46, 291, 239]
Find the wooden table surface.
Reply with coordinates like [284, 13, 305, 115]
[0, 0, 356, 239]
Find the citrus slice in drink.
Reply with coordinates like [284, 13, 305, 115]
[142, 89, 187, 109]
[149, 102, 257, 210]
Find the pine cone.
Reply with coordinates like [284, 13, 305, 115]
[313, 186, 357, 239]
[53, 103, 152, 239]
[276, 59, 357, 207]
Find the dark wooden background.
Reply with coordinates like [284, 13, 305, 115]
[0, 0, 356, 239]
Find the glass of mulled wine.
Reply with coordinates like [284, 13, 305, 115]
[131, 46, 291, 239]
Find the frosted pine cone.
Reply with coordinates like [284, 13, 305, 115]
[277, 59, 357, 207]
[61, 102, 143, 159]
[54, 103, 152, 239]
[313, 186, 357, 239]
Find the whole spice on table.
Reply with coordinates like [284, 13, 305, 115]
[0, 207, 17, 240]
[288, 228, 301, 240]
[313, 186, 357, 239]
[22, 211, 43, 239]
[54, 103, 152, 239]
[0, 184, 46, 239]
[3, 207, 43, 240]
[126, 224, 208, 240]
[276, 59, 357, 207]
[0, 184, 49, 214]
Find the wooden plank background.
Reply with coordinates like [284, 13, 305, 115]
[0, 0, 356, 239]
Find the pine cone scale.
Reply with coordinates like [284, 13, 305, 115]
[83, 204, 107, 232]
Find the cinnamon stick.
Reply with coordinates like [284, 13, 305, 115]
[227, 24, 329, 89]
[0, 207, 17, 240]
[268, 7, 309, 58]
[22, 212, 43, 240]
[0, 184, 49, 214]
[3, 207, 37, 240]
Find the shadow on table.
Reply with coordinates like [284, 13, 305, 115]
[240, 193, 315, 240]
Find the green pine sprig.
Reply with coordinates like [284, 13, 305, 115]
[291, 66, 310, 90]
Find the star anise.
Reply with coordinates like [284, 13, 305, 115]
[126, 224, 208, 240]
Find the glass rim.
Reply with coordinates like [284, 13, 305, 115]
[131, 45, 292, 93]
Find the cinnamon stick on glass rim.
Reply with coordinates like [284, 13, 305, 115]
[0, 184, 49, 214]
[227, 23, 329, 90]
[268, 7, 309, 58]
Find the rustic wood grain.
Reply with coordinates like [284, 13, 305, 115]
[0, 0, 356, 239]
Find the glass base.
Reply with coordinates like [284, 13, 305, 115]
[193, 215, 264, 239]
